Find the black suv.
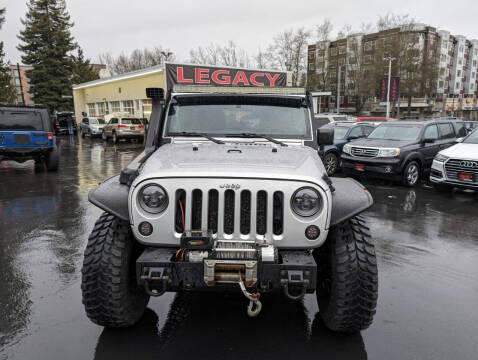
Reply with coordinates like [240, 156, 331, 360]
[341, 119, 466, 186]
[0, 105, 59, 171]
[319, 122, 375, 175]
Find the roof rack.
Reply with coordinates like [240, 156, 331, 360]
[171, 85, 305, 95]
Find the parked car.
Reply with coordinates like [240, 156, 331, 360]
[0, 105, 59, 171]
[356, 116, 394, 125]
[52, 111, 77, 135]
[430, 128, 478, 191]
[341, 119, 465, 186]
[313, 113, 351, 127]
[80, 117, 106, 138]
[464, 121, 478, 134]
[102, 116, 145, 143]
[320, 122, 375, 175]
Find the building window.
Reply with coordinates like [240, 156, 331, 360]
[471, 84, 475, 91]
[87, 103, 96, 116]
[330, 47, 337, 57]
[338, 58, 346, 66]
[364, 41, 373, 51]
[458, 58, 463, 65]
[440, 54, 447, 62]
[110, 101, 120, 113]
[438, 80, 444, 88]
[439, 68, 446, 76]
[459, 45, 464, 53]
[97, 102, 106, 116]
[457, 70, 461, 77]
[456, 82, 460, 89]
[442, 42, 448, 50]
[338, 45, 346, 54]
[473, 60, 477, 68]
[364, 55, 372, 64]
[122, 100, 134, 115]
[472, 72, 476, 79]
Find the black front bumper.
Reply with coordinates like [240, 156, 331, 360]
[136, 248, 317, 296]
[0, 147, 53, 161]
[341, 154, 403, 181]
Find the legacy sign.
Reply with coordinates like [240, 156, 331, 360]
[166, 63, 287, 88]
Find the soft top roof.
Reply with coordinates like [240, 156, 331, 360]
[0, 105, 52, 131]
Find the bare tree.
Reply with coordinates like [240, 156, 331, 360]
[189, 41, 250, 67]
[307, 19, 333, 91]
[98, 46, 176, 75]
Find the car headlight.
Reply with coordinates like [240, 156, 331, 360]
[138, 184, 168, 213]
[434, 153, 449, 162]
[377, 148, 401, 157]
[343, 144, 352, 154]
[291, 187, 321, 217]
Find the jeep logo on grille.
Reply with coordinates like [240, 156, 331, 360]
[460, 161, 478, 168]
[219, 184, 241, 190]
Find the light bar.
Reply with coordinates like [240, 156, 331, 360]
[171, 85, 306, 95]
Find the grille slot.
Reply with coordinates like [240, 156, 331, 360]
[207, 190, 219, 233]
[351, 147, 379, 157]
[191, 189, 202, 230]
[223, 190, 235, 235]
[256, 191, 267, 235]
[273, 192, 284, 235]
[175, 189, 186, 233]
[240, 190, 251, 234]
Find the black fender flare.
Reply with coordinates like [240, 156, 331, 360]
[401, 152, 424, 171]
[88, 175, 129, 221]
[329, 177, 373, 227]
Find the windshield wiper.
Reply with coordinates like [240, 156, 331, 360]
[171, 132, 224, 144]
[226, 133, 288, 147]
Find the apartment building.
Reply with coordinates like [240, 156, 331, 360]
[308, 25, 478, 119]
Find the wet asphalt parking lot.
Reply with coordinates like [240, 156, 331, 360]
[1, 136, 477, 360]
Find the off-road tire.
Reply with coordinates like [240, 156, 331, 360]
[314, 215, 378, 332]
[81, 212, 150, 327]
[45, 149, 59, 171]
[324, 152, 339, 176]
[402, 161, 420, 187]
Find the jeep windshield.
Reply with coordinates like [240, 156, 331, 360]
[166, 95, 311, 139]
[0, 110, 44, 131]
[368, 125, 422, 141]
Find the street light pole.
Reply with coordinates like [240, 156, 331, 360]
[384, 57, 396, 118]
[337, 66, 342, 114]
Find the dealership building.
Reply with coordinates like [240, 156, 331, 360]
[72, 63, 292, 123]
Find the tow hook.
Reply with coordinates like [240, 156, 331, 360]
[238, 272, 262, 317]
[141, 267, 169, 297]
[280, 270, 309, 300]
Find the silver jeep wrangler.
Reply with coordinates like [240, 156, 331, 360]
[82, 86, 378, 332]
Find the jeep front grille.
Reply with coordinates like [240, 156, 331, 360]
[351, 147, 379, 157]
[174, 188, 284, 237]
[445, 159, 478, 183]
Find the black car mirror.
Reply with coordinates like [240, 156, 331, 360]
[317, 128, 334, 147]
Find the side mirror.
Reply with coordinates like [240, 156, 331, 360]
[455, 137, 464, 143]
[348, 135, 359, 140]
[423, 138, 435, 144]
[317, 128, 334, 147]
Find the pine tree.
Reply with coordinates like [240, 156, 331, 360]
[0, 7, 17, 104]
[72, 48, 98, 84]
[17, 0, 77, 111]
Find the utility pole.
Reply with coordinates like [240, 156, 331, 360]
[384, 57, 396, 118]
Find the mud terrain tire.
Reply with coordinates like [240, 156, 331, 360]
[314, 215, 378, 332]
[81, 212, 149, 327]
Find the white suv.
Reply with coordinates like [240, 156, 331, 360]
[430, 129, 478, 191]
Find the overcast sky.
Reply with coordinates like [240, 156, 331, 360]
[2, 0, 478, 64]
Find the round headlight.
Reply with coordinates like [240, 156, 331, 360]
[291, 187, 321, 217]
[138, 184, 168, 213]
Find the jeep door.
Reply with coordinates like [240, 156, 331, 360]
[421, 124, 440, 169]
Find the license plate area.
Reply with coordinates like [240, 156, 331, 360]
[458, 173, 474, 182]
[14, 134, 31, 145]
[355, 164, 365, 171]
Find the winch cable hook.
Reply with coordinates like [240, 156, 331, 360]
[238, 273, 262, 317]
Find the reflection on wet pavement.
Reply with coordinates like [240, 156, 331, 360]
[1, 136, 477, 360]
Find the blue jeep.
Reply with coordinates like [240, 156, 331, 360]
[0, 105, 59, 171]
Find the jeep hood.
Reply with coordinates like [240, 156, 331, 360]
[439, 143, 478, 159]
[135, 143, 326, 185]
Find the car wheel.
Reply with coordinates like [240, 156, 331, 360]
[102, 130, 107, 141]
[323, 152, 339, 176]
[112, 132, 118, 144]
[81, 212, 149, 327]
[402, 161, 420, 187]
[45, 149, 59, 171]
[313, 215, 378, 332]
